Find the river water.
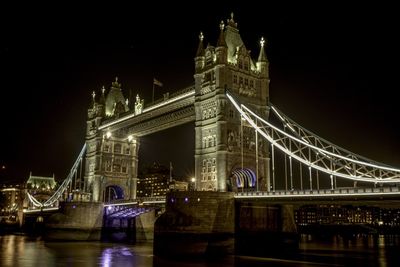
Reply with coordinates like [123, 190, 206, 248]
[1, 234, 400, 266]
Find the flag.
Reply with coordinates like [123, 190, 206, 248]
[153, 78, 163, 87]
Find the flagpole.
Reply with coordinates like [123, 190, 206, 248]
[152, 79, 155, 104]
[169, 162, 172, 183]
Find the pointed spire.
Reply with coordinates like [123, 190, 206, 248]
[227, 12, 237, 28]
[217, 21, 227, 47]
[99, 85, 106, 105]
[196, 31, 205, 57]
[112, 76, 121, 89]
[258, 37, 268, 62]
[92, 90, 96, 108]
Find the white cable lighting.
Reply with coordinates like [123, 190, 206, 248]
[241, 98, 400, 174]
[27, 144, 87, 207]
[227, 93, 400, 183]
[99, 90, 195, 130]
[270, 104, 392, 167]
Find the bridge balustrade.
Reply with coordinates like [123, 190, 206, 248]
[234, 186, 400, 198]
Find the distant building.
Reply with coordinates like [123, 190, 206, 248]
[25, 173, 58, 208]
[137, 163, 172, 197]
[0, 183, 23, 224]
[1, 183, 23, 213]
[169, 180, 188, 192]
[295, 204, 400, 227]
[26, 173, 57, 190]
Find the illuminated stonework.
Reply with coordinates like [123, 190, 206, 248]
[85, 78, 138, 202]
[194, 13, 270, 191]
[134, 94, 144, 115]
[105, 77, 129, 117]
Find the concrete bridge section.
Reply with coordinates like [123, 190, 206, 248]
[40, 199, 164, 242]
[44, 202, 104, 240]
[154, 190, 400, 257]
[24, 188, 400, 259]
[154, 191, 297, 258]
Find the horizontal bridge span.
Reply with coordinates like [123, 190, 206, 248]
[126, 105, 195, 137]
[99, 88, 195, 134]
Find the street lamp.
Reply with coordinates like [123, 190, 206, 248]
[191, 177, 196, 191]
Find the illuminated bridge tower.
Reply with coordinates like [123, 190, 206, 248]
[85, 78, 139, 202]
[194, 14, 270, 191]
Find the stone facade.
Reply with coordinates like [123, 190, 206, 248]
[194, 15, 270, 191]
[85, 80, 139, 202]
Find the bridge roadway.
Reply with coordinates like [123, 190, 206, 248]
[106, 186, 400, 204]
[102, 186, 400, 220]
[24, 197, 166, 214]
[24, 187, 400, 214]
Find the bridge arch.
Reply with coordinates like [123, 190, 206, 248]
[229, 168, 257, 192]
[104, 185, 124, 202]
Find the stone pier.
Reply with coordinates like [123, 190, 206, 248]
[154, 191, 299, 258]
[45, 202, 104, 241]
[154, 191, 235, 257]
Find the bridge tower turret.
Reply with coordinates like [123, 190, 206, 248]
[215, 21, 228, 64]
[85, 89, 106, 201]
[194, 32, 205, 73]
[257, 37, 270, 102]
[194, 13, 270, 192]
[85, 79, 139, 202]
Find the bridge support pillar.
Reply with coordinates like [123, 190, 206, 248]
[235, 201, 298, 257]
[45, 202, 104, 241]
[135, 210, 156, 242]
[154, 191, 235, 257]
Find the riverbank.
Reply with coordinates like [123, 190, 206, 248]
[1, 234, 400, 266]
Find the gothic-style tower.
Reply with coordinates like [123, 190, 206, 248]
[194, 14, 270, 191]
[84, 78, 139, 202]
[85, 90, 105, 201]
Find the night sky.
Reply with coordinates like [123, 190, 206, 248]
[1, 2, 399, 184]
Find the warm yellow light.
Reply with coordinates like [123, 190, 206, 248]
[191, 177, 196, 183]
[106, 131, 112, 138]
[128, 135, 133, 142]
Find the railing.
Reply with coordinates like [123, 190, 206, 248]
[104, 196, 166, 207]
[235, 186, 400, 198]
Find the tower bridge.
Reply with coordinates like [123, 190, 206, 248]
[26, 12, 400, 209]
[24, 13, 400, 248]
[82, 14, 270, 202]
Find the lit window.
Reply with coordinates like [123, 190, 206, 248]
[114, 144, 122, 154]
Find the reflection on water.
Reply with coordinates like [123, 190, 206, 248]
[0, 235, 153, 267]
[1, 234, 400, 266]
